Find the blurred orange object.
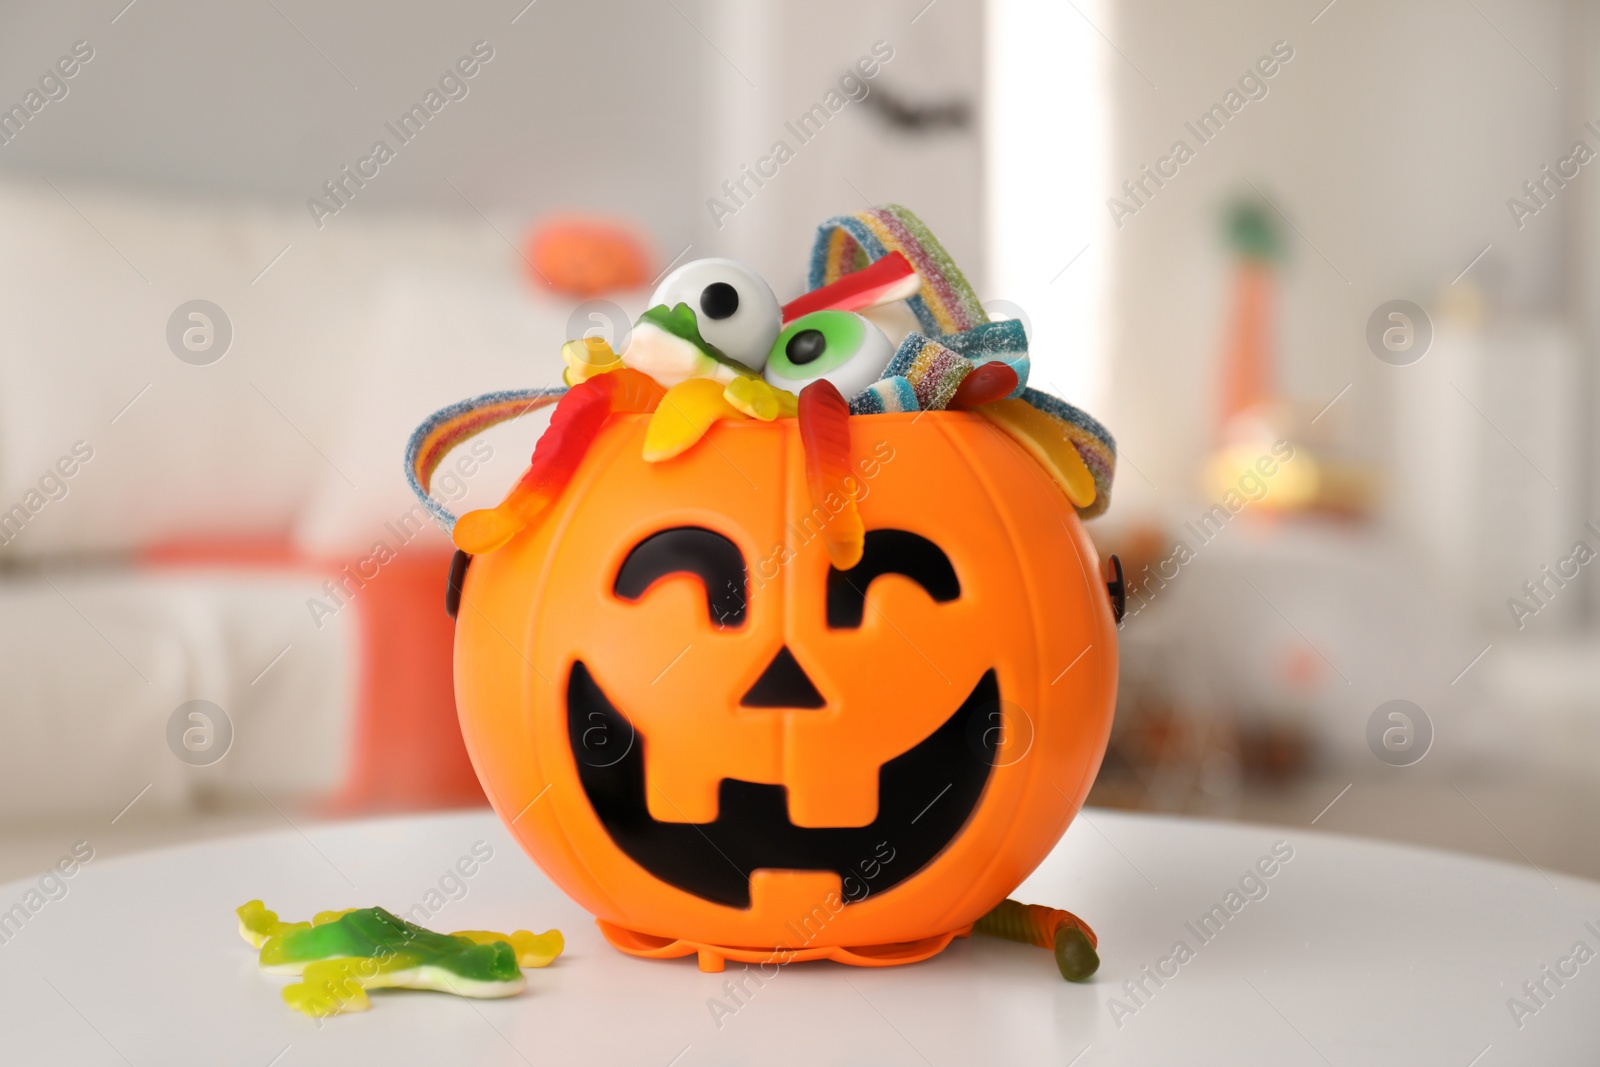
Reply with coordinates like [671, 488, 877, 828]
[337, 549, 485, 811]
[1218, 259, 1273, 433]
[526, 217, 651, 297]
[1216, 199, 1281, 440]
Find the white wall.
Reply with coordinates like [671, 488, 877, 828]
[0, 0, 707, 255]
[698, 0, 985, 300]
[986, 0, 1109, 412]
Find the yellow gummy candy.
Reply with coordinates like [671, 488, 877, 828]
[562, 336, 621, 385]
[451, 929, 564, 968]
[282, 951, 529, 1018]
[282, 956, 404, 1017]
[312, 908, 359, 926]
[980, 398, 1097, 509]
[644, 378, 746, 462]
[723, 377, 795, 421]
[237, 900, 309, 949]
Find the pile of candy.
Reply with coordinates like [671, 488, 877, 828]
[406, 204, 1116, 568]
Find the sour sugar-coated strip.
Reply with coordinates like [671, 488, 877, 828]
[454, 369, 664, 553]
[404, 387, 568, 535]
[948, 360, 1018, 410]
[797, 379, 865, 570]
[973, 898, 1100, 982]
[782, 250, 920, 323]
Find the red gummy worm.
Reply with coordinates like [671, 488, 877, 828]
[798, 379, 854, 505]
[511, 369, 664, 497]
[797, 379, 864, 568]
[782, 251, 917, 323]
[948, 360, 1018, 410]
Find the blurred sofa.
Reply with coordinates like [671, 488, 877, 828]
[0, 177, 601, 818]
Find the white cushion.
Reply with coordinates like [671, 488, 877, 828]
[289, 266, 621, 555]
[0, 568, 353, 817]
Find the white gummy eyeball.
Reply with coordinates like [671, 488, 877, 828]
[648, 258, 781, 372]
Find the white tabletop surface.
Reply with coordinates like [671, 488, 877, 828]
[1, 808, 1596, 1066]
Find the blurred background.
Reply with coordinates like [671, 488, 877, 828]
[2, 0, 1597, 883]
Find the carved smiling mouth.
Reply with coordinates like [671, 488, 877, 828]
[567, 662, 999, 909]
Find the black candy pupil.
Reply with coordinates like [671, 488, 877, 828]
[786, 328, 826, 365]
[700, 282, 740, 320]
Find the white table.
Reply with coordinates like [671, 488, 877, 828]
[2, 809, 1595, 1066]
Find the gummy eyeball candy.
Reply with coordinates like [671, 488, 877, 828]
[763, 310, 893, 400]
[648, 258, 781, 372]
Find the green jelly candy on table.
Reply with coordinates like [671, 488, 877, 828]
[236, 900, 562, 1017]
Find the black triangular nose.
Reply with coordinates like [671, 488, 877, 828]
[741, 646, 825, 708]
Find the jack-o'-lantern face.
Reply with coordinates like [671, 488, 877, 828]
[454, 411, 1117, 952]
[573, 523, 981, 909]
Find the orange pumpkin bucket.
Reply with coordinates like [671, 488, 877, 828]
[407, 205, 1119, 975]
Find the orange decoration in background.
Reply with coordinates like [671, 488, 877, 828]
[1215, 199, 1284, 442]
[1217, 258, 1274, 436]
[525, 217, 652, 297]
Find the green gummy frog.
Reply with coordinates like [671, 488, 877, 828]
[236, 900, 562, 1017]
